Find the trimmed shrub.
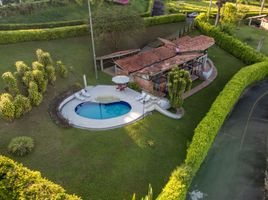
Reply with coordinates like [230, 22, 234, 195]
[8, 136, 34, 156]
[36, 49, 53, 67]
[195, 14, 267, 64]
[13, 95, 32, 118]
[28, 81, 43, 106]
[32, 61, 45, 73]
[0, 156, 81, 199]
[32, 69, 48, 93]
[158, 61, 268, 200]
[128, 82, 142, 92]
[56, 60, 68, 78]
[0, 93, 15, 121]
[141, 0, 154, 17]
[0, 20, 86, 30]
[144, 14, 186, 27]
[2, 71, 19, 96]
[0, 25, 89, 44]
[15, 61, 30, 77]
[22, 71, 34, 87]
[46, 65, 57, 84]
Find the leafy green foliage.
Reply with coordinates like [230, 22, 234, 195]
[195, 14, 267, 64]
[32, 69, 48, 93]
[28, 81, 43, 106]
[2, 71, 19, 96]
[56, 60, 68, 78]
[128, 82, 142, 92]
[0, 93, 15, 121]
[0, 25, 88, 45]
[168, 67, 192, 110]
[13, 94, 31, 118]
[8, 136, 34, 156]
[15, 61, 30, 77]
[159, 61, 268, 200]
[0, 155, 81, 199]
[144, 14, 186, 27]
[94, 6, 145, 49]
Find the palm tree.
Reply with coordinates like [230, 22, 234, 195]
[215, 0, 228, 26]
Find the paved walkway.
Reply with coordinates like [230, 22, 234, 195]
[188, 79, 268, 200]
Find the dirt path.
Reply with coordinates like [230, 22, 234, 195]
[188, 79, 268, 200]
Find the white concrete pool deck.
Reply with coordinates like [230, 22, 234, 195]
[60, 85, 150, 130]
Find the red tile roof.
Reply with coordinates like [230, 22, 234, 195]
[115, 35, 215, 74]
[137, 53, 203, 76]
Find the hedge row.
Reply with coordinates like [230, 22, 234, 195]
[0, 155, 81, 199]
[0, 19, 86, 30]
[144, 14, 186, 27]
[0, 25, 89, 44]
[158, 60, 268, 200]
[0, 14, 186, 44]
[141, 0, 154, 17]
[195, 15, 267, 64]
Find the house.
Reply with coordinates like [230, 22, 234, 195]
[113, 35, 215, 95]
[261, 17, 268, 30]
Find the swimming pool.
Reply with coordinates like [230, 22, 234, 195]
[75, 101, 132, 120]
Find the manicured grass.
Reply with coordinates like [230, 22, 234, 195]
[166, 0, 268, 13]
[0, 27, 244, 199]
[0, 0, 149, 24]
[234, 24, 268, 56]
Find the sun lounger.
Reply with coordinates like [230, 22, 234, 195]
[135, 91, 147, 101]
[81, 89, 91, 98]
[140, 95, 151, 103]
[75, 93, 86, 101]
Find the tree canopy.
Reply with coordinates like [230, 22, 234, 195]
[93, 6, 145, 49]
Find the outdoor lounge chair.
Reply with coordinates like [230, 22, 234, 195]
[140, 95, 151, 103]
[135, 91, 147, 101]
[75, 93, 86, 101]
[81, 89, 91, 98]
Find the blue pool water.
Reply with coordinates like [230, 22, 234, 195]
[75, 101, 132, 120]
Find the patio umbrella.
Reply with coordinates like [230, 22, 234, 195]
[112, 75, 130, 84]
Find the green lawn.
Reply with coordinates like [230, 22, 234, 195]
[0, 0, 149, 24]
[234, 24, 268, 56]
[166, 0, 268, 14]
[0, 26, 245, 199]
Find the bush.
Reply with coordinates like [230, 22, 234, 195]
[28, 81, 43, 106]
[8, 136, 34, 156]
[0, 20, 86, 30]
[2, 71, 19, 96]
[0, 25, 89, 44]
[56, 60, 68, 78]
[46, 65, 56, 84]
[22, 71, 34, 87]
[128, 82, 142, 92]
[144, 14, 186, 27]
[13, 95, 32, 118]
[0, 156, 81, 199]
[158, 61, 268, 200]
[32, 69, 48, 93]
[15, 61, 30, 77]
[195, 15, 267, 64]
[0, 93, 15, 121]
[141, 0, 154, 17]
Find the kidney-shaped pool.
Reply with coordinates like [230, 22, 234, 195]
[75, 101, 132, 120]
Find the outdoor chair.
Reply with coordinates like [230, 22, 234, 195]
[135, 91, 147, 101]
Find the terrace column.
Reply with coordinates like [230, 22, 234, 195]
[100, 59, 104, 71]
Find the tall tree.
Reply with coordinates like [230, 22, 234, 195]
[167, 67, 192, 114]
[93, 6, 144, 50]
[215, 0, 228, 26]
[260, 0, 265, 14]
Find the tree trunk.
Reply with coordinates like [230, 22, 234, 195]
[215, 7, 221, 26]
[260, 0, 265, 15]
[207, 0, 213, 18]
